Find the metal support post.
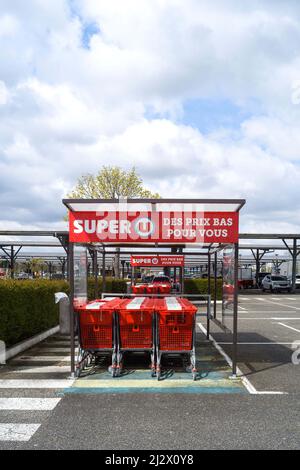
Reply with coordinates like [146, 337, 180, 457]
[102, 249, 106, 294]
[69, 243, 75, 378]
[214, 251, 217, 319]
[232, 242, 239, 378]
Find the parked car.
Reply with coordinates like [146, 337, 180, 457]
[256, 272, 271, 288]
[16, 272, 33, 280]
[287, 275, 300, 289]
[141, 274, 154, 283]
[261, 275, 291, 293]
[152, 275, 171, 284]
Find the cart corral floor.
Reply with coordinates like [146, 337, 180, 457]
[61, 343, 247, 395]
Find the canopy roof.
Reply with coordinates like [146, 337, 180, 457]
[63, 198, 246, 213]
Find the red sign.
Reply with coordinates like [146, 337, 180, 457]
[130, 255, 185, 267]
[69, 211, 239, 244]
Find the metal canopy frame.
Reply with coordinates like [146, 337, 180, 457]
[2, 217, 300, 380]
[63, 197, 246, 214]
[0, 231, 68, 279]
[63, 198, 245, 379]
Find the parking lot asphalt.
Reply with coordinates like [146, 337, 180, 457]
[0, 293, 300, 450]
[210, 293, 300, 394]
[21, 394, 300, 450]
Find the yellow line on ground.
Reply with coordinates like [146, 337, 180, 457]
[73, 379, 241, 388]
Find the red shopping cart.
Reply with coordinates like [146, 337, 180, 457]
[131, 280, 171, 295]
[115, 297, 156, 377]
[131, 283, 148, 294]
[155, 297, 198, 380]
[74, 297, 122, 377]
[150, 281, 172, 294]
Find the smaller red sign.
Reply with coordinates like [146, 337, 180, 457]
[130, 255, 184, 267]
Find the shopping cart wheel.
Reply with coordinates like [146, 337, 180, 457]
[151, 370, 156, 378]
[83, 356, 89, 369]
[86, 354, 93, 368]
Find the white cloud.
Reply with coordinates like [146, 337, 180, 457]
[0, 0, 300, 233]
[0, 81, 10, 105]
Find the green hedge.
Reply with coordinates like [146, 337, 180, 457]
[184, 278, 222, 300]
[0, 280, 69, 347]
[87, 277, 128, 299]
[1, 277, 216, 347]
[0, 278, 128, 347]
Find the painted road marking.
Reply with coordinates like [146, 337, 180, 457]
[218, 342, 297, 345]
[0, 398, 61, 410]
[277, 323, 300, 334]
[11, 356, 70, 362]
[0, 423, 41, 442]
[236, 311, 300, 314]
[72, 379, 240, 389]
[197, 322, 256, 394]
[197, 322, 286, 395]
[238, 317, 300, 320]
[256, 298, 300, 311]
[9, 366, 70, 374]
[31, 348, 76, 353]
[0, 379, 74, 388]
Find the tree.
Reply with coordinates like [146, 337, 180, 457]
[68, 166, 160, 277]
[68, 166, 160, 199]
[20, 258, 46, 278]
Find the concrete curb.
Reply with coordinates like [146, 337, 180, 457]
[4, 325, 60, 361]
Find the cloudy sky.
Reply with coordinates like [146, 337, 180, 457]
[1, 0, 300, 233]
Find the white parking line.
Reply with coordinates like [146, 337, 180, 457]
[0, 379, 74, 388]
[198, 322, 286, 395]
[197, 323, 257, 394]
[11, 356, 71, 362]
[10, 366, 70, 374]
[0, 398, 61, 410]
[237, 311, 300, 314]
[256, 298, 300, 311]
[0, 423, 41, 442]
[218, 342, 296, 345]
[238, 317, 300, 320]
[277, 323, 300, 334]
[31, 348, 74, 353]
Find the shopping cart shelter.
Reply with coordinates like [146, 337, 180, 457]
[62, 338, 246, 395]
[62, 198, 246, 393]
